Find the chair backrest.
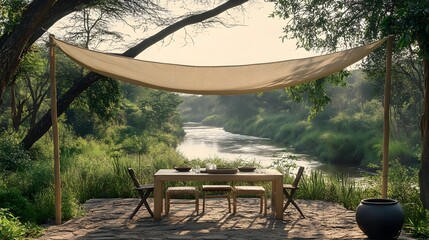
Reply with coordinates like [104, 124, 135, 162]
[128, 168, 141, 188]
[292, 167, 305, 187]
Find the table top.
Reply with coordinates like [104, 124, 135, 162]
[154, 169, 282, 181]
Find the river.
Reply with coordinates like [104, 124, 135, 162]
[176, 123, 364, 177]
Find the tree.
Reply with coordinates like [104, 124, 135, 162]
[1, 0, 70, 106]
[271, 0, 429, 208]
[0, 0, 249, 148]
[9, 44, 52, 130]
[139, 90, 182, 128]
[218, 95, 260, 120]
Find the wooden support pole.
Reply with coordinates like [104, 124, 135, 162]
[382, 36, 394, 198]
[49, 35, 61, 224]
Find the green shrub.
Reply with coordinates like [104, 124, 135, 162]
[359, 136, 382, 167]
[387, 159, 420, 204]
[202, 115, 223, 126]
[389, 141, 419, 166]
[293, 130, 321, 153]
[31, 186, 82, 224]
[318, 132, 363, 165]
[61, 188, 83, 221]
[0, 136, 32, 172]
[0, 208, 42, 240]
[403, 203, 429, 238]
[32, 188, 54, 223]
[274, 121, 310, 144]
[224, 119, 244, 133]
[387, 160, 428, 238]
[0, 188, 36, 222]
[8, 162, 54, 201]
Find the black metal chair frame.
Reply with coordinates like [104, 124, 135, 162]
[128, 168, 154, 218]
[283, 166, 305, 218]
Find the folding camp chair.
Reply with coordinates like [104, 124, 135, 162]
[128, 168, 154, 218]
[283, 166, 305, 218]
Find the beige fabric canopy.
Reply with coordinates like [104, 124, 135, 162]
[53, 37, 386, 95]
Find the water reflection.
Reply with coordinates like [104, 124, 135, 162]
[176, 123, 322, 170]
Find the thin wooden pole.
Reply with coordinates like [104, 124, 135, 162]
[49, 35, 61, 224]
[382, 36, 394, 198]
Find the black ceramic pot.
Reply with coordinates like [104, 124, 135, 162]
[355, 198, 404, 239]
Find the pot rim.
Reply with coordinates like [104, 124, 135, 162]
[361, 198, 398, 205]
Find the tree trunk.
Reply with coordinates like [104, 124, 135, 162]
[21, 0, 248, 149]
[0, 0, 56, 105]
[10, 84, 19, 131]
[22, 72, 101, 149]
[420, 58, 429, 209]
[0, 0, 95, 106]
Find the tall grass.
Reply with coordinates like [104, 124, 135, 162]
[0, 208, 42, 239]
[273, 121, 310, 145]
[388, 140, 420, 166]
[297, 171, 372, 210]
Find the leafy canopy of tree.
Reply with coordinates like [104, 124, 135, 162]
[139, 90, 182, 128]
[270, 0, 429, 208]
[0, 0, 248, 150]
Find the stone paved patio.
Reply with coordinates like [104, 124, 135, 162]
[36, 198, 414, 239]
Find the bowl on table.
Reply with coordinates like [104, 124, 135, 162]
[238, 167, 256, 172]
[174, 167, 192, 172]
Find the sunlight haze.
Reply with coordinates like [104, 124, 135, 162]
[137, 1, 317, 66]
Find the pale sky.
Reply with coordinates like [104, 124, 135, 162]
[137, 1, 317, 66]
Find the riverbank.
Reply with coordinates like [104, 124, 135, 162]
[177, 123, 362, 177]
[37, 198, 414, 239]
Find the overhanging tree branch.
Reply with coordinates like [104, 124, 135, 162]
[21, 0, 248, 149]
[0, 0, 56, 105]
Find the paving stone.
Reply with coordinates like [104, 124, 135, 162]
[35, 198, 415, 240]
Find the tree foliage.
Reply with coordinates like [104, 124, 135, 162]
[0, 0, 28, 36]
[218, 95, 260, 120]
[139, 90, 182, 128]
[286, 71, 349, 119]
[271, 0, 429, 208]
[0, 0, 248, 149]
[11, 45, 51, 129]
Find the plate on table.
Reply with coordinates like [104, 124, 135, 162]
[238, 167, 256, 172]
[174, 167, 192, 172]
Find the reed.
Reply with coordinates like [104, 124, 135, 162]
[298, 171, 375, 210]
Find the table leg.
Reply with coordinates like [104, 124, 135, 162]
[271, 180, 276, 213]
[154, 178, 163, 220]
[274, 176, 283, 220]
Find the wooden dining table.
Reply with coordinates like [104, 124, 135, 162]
[153, 168, 284, 220]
